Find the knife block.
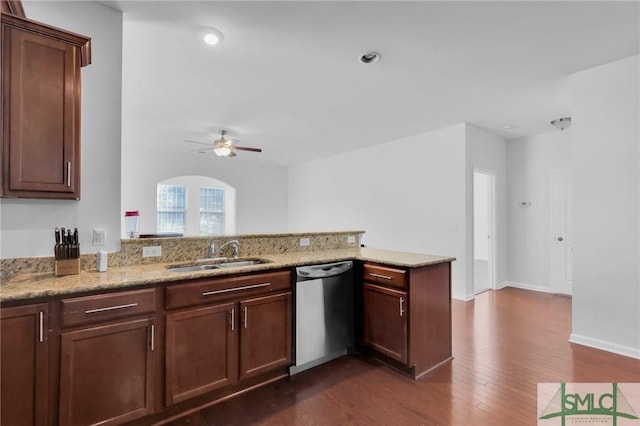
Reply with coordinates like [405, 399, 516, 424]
[55, 258, 81, 276]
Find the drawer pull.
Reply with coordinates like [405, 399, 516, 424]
[244, 306, 248, 328]
[84, 302, 139, 314]
[370, 273, 392, 280]
[399, 297, 405, 317]
[202, 282, 270, 297]
[150, 324, 155, 351]
[39, 311, 44, 343]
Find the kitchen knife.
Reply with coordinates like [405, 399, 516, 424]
[55, 228, 61, 260]
[67, 229, 72, 259]
[61, 227, 66, 259]
[73, 228, 79, 258]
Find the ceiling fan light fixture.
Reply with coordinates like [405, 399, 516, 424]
[213, 146, 231, 157]
[202, 27, 224, 45]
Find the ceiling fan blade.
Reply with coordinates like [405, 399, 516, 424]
[185, 140, 210, 146]
[189, 148, 213, 153]
[234, 146, 262, 153]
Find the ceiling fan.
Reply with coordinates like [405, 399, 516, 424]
[185, 130, 262, 158]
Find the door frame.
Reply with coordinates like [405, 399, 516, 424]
[473, 168, 496, 293]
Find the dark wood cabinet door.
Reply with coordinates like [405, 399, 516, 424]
[1, 16, 85, 199]
[239, 292, 292, 380]
[59, 318, 155, 426]
[165, 302, 237, 405]
[363, 283, 408, 363]
[0, 303, 49, 426]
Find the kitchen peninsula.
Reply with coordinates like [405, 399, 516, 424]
[0, 231, 455, 426]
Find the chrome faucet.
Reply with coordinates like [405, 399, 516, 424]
[214, 240, 240, 259]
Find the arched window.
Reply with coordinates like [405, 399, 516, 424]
[156, 176, 236, 235]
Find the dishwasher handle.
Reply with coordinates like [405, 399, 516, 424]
[296, 261, 353, 279]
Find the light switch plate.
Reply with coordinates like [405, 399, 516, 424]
[142, 246, 162, 257]
[299, 237, 310, 247]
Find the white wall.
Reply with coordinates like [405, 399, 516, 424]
[570, 55, 640, 358]
[506, 130, 572, 291]
[466, 125, 508, 294]
[0, 1, 123, 258]
[122, 148, 288, 236]
[289, 124, 469, 299]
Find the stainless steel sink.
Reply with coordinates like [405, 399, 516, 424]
[166, 264, 222, 273]
[166, 258, 271, 273]
[216, 259, 270, 268]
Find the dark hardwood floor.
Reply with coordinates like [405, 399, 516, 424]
[167, 288, 640, 425]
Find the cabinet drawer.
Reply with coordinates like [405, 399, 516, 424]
[61, 289, 156, 328]
[363, 263, 407, 289]
[166, 270, 292, 310]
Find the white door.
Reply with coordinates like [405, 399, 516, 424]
[473, 170, 495, 294]
[550, 168, 573, 295]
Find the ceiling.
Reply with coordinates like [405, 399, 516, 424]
[107, 1, 639, 166]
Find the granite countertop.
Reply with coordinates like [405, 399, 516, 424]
[0, 247, 455, 302]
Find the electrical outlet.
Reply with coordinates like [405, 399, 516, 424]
[347, 235, 356, 244]
[299, 237, 310, 247]
[142, 246, 162, 257]
[92, 229, 106, 246]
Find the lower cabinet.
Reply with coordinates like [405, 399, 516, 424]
[58, 288, 157, 426]
[0, 303, 49, 426]
[165, 302, 237, 405]
[165, 291, 292, 405]
[363, 283, 408, 363]
[163, 270, 292, 409]
[361, 261, 452, 379]
[0, 269, 293, 425]
[239, 292, 292, 380]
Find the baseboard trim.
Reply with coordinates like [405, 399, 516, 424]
[569, 333, 640, 360]
[452, 292, 475, 301]
[500, 281, 553, 294]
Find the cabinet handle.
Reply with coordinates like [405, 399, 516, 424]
[370, 273, 392, 280]
[39, 311, 44, 343]
[243, 306, 248, 328]
[84, 302, 138, 314]
[66, 162, 71, 187]
[150, 324, 155, 351]
[399, 297, 405, 317]
[202, 282, 270, 297]
[230, 308, 235, 332]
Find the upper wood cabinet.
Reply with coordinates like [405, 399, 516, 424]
[1, 13, 90, 200]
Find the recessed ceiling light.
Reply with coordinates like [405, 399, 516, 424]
[359, 51, 381, 64]
[202, 27, 224, 46]
[503, 125, 513, 130]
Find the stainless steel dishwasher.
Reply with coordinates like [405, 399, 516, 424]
[289, 261, 354, 375]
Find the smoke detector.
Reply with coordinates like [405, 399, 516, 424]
[551, 117, 571, 131]
[359, 51, 381, 64]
